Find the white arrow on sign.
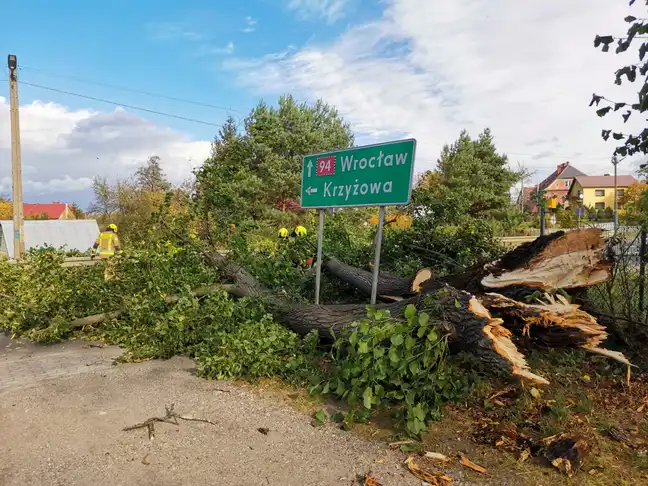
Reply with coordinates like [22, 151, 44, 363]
[306, 160, 313, 177]
[306, 186, 318, 195]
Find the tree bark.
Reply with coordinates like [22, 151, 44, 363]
[324, 256, 431, 299]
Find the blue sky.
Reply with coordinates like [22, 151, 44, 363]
[0, 0, 644, 207]
[2, 0, 378, 140]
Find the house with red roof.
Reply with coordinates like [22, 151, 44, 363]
[23, 203, 76, 220]
[520, 162, 587, 212]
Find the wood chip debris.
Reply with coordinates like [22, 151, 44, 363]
[363, 474, 383, 486]
[389, 440, 417, 448]
[424, 452, 449, 462]
[404, 456, 453, 485]
[458, 453, 489, 475]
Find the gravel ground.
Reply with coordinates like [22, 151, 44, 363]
[0, 336, 465, 486]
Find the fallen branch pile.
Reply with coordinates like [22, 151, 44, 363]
[57, 228, 628, 386]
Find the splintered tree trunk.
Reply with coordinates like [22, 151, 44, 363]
[477, 228, 611, 295]
[480, 293, 631, 366]
[326, 229, 612, 301]
[204, 252, 547, 384]
[324, 257, 432, 299]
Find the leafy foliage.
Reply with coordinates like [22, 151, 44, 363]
[592, 2, 648, 156]
[0, 248, 109, 336]
[435, 129, 519, 218]
[194, 96, 354, 234]
[316, 300, 468, 437]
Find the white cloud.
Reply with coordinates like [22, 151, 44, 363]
[243, 16, 258, 33]
[231, 0, 647, 181]
[287, 0, 348, 23]
[198, 41, 235, 56]
[0, 97, 211, 201]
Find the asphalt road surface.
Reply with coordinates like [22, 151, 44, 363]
[0, 335, 426, 486]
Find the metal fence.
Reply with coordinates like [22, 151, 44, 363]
[584, 224, 648, 332]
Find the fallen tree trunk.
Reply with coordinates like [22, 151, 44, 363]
[204, 252, 547, 384]
[325, 229, 612, 301]
[324, 256, 432, 299]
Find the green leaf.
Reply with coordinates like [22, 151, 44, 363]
[359, 320, 370, 334]
[362, 386, 373, 409]
[374, 384, 385, 397]
[405, 335, 416, 350]
[373, 347, 385, 358]
[331, 412, 345, 423]
[427, 328, 438, 342]
[322, 381, 330, 394]
[358, 341, 369, 354]
[349, 331, 358, 347]
[596, 106, 612, 117]
[418, 312, 429, 326]
[312, 409, 327, 427]
[409, 360, 420, 375]
[389, 345, 401, 363]
[404, 304, 416, 320]
[335, 378, 345, 395]
[391, 334, 404, 346]
[406, 390, 416, 406]
[454, 299, 462, 309]
[411, 403, 426, 422]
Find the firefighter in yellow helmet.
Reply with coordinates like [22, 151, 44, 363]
[278, 227, 289, 240]
[293, 225, 307, 238]
[92, 224, 121, 281]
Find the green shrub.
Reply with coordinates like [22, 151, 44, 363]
[316, 299, 468, 437]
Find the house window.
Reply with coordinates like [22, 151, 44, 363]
[595, 202, 605, 209]
[595, 189, 605, 197]
[617, 189, 625, 196]
[564, 180, 570, 188]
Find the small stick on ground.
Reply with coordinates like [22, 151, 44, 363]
[123, 403, 217, 440]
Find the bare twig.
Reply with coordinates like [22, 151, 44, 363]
[123, 403, 217, 440]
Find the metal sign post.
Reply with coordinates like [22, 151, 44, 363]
[314, 209, 325, 305]
[370, 206, 385, 305]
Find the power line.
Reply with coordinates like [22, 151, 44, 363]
[20, 65, 242, 113]
[19, 80, 222, 127]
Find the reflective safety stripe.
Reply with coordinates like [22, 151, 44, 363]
[98, 232, 115, 256]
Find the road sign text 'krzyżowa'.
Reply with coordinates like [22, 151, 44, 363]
[300, 139, 416, 209]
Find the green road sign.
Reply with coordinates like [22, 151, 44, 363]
[300, 139, 416, 208]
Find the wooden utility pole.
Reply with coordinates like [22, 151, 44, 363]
[8, 54, 24, 260]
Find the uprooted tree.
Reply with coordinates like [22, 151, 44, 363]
[201, 228, 630, 386]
